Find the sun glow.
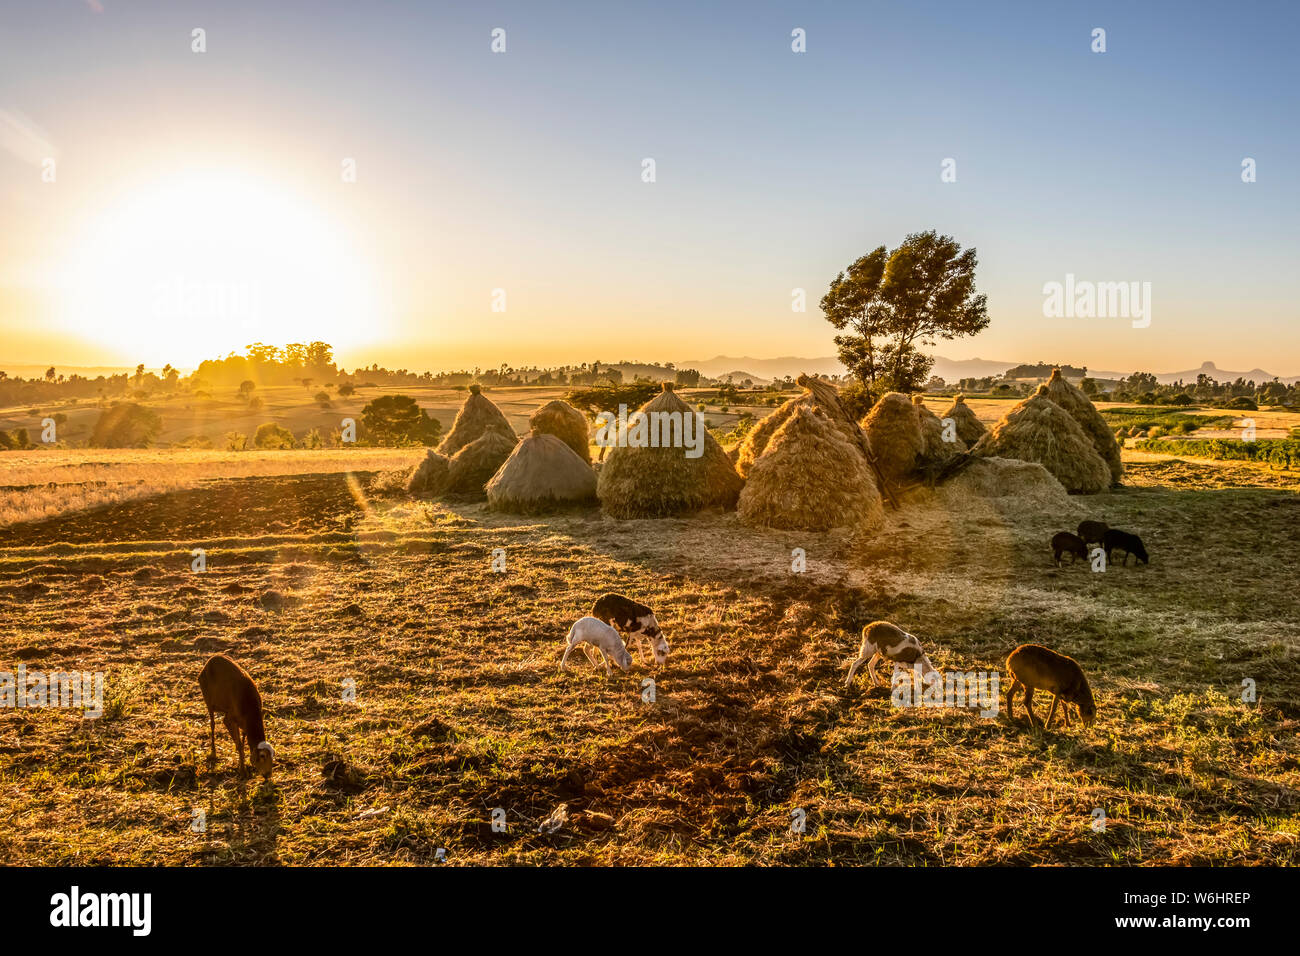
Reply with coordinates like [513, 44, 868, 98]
[56, 169, 382, 366]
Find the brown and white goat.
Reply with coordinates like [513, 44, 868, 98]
[591, 592, 670, 665]
[845, 621, 938, 688]
[199, 654, 274, 779]
[1004, 643, 1096, 728]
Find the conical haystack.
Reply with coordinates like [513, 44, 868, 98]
[406, 449, 450, 497]
[861, 392, 924, 484]
[942, 394, 986, 445]
[486, 433, 596, 513]
[914, 395, 965, 467]
[738, 405, 884, 532]
[737, 374, 894, 505]
[1042, 368, 1122, 485]
[529, 400, 591, 462]
[597, 382, 743, 518]
[437, 384, 516, 457]
[444, 427, 518, 498]
[972, 387, 1110, 494]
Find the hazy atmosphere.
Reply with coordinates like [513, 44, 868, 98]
[0, 0, 1295, 910]
[2, 0, 1297, 375]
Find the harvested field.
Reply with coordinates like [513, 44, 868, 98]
[1, 452, 1297, 865]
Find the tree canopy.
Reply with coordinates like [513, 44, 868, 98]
[360, 394, 442, 446]
[821, 230, 989, 395]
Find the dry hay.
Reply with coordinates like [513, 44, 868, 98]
[971, 387, 1111, 494]
[915, 394, 965, 467]
[737, 374, 895, 506]
[486, 432, 597, 513]
[529, 399, 591, 463]
[861, 391, 923, 484]
[736, 392, 816, 477]
[933, 456, 1074, 511]
[436, 384, 516, 457]
[405, 450, 450, 497]
[596, 383, 744, 518]
[941, 394, 986, 445]
[444, 427, 518, 498]
[1042, 368, 1123, 485]
[738, 405, 884, 532]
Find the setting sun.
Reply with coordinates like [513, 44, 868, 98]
[55, 169, 381, 366]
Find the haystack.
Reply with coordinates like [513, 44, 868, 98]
[597, 382, 744, 518]
[736, 374, 895, 504]
[738, 405, 884, 532]
[486, 432, 597, 513]
[935, 456, 1072, 511]
[1042, 368, 1122, 485]
[405, 449, 450, 497]
[529, 399, 590, 462]
[914, 395, 965, 465]
[971, 387, 1110, 494]
[444, 427, 518, 498]
[436, 384, 515, 457]
[942, 394, 986, 445]
[861, 392, 924, 484]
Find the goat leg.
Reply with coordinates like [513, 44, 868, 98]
[1023, 687, 1040, 728]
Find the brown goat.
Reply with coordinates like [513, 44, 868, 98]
[1005, 644, 1096, 729]
[199, 654, 274, 779]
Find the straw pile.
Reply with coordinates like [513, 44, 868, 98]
[529, 400, 591, 463]
[405, 450, 450, 497]
[437, 385, 516, 457]
[486, 432, 597, 513]
[934, 456, 1072, 511]
[444, 427, 519, 498]
[738, 405, 884, 532]
[597, 382, 744, 518]
[861, 392, 924, 484]
[971, 387, 1111, 494]
[915, 395, 965, 465]
[1042, 368, 1122, 485]
[941, 394, 986, 445]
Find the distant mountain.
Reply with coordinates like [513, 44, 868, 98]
[679, 356, 1300, 386]
[1147, 361, 1297, 386]
[679, 355, 1018, 383]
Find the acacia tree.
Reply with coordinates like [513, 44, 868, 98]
[360, 394, 441, 446]
[821, 231, 989, 396]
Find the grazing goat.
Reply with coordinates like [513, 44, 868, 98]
[845, 621, 937, 688]
[591, 592, 670, 665]
[1051, 531, 1088, 567]
[1102, 528, 1149, 566]
[1076, 520, 1109, 546]
[199, 654, 274, 779]
[560, 616, 633, 676]
[1005, 644, 1095, 728]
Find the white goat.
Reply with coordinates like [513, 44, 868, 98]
[845, 621, 938, 688]
[560, 617, 633, 676]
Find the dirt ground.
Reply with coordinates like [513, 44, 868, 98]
[1, 447, 1297, 865]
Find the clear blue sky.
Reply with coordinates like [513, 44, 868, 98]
[1, 0, 1297, 373]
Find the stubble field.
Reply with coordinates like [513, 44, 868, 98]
[1, 440, 1298, 865]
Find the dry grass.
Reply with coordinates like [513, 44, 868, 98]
[0, 448, 423, 528]
[0, 448, 1297, 865]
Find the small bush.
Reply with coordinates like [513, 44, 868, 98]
[254, 422, 295, 449]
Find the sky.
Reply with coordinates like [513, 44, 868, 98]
[1, 0, 1297, 375]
